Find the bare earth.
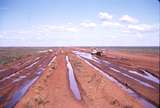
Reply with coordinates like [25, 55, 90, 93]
[16, 54, 85, 108]
[69, 53, 143, 108]
[0, 47, 159, 108]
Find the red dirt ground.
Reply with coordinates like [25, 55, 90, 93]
[0, 48, 159, 108]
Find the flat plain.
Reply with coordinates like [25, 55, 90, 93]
[0, 47, 159, 108]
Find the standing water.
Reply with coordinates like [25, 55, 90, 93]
[74, 53, 156, 108]
[65, 56, 81, 101]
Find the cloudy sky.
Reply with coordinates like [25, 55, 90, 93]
[0, 0, 159, 46]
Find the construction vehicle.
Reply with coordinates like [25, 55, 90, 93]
[91, 49, 103, 56]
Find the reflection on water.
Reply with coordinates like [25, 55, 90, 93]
[73, 51, 100, 64]
[129, 70, 160, 84]
[76, 54, 156, 108]
[109, 67, 154, 89]
[5, 76, 39, 108]
[65, 56, 81, 101]
[12, 75, 27, 83]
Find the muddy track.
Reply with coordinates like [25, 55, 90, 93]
[0, 49, 159, 108]
[15, 54, 84, 108]
[0, 52, 55, 108]
[73, 51, 159, 108]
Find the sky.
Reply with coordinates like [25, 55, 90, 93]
[0, 0, 159, 46]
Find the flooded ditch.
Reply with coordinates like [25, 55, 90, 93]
[73, 51, 157, 108]
[65, 56, 81, 101]
[2, 55, 56, 108]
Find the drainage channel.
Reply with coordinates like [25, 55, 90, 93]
[75, 54, 156, 108]
[73, 51, 159, 88]
[5, 76, 39, 108]
[65, 56, 81, 101]
[48, 56, 57, 66]
[4, 55, 56, 108]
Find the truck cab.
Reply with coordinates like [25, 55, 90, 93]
[91, 49, 103, 56]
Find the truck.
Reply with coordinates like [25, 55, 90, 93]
[91, 49, 103, 56]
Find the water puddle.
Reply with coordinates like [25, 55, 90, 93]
[48, 56, 56, 66]
[25, 61, 39, 69]
[110, 67, 154, 89]
[0, 60, 40, 82]
[102, 60, 111, 64]
[5, 66, 46, 107]
[36, 67, 45, 75]
[12, 75, 27, 83]
[5, 76, 39, 108]
[129, 70, 160, 84]
[65, 56, 81, 101]
[73, 51, 93, 60]
[4, 56, 52, 108]
[74, 51, 156, 89]
[77, 55, 156, 108]
[73, 51, 100, 64]
[35, 57, 40, 61]
[0, 72, 19, 82]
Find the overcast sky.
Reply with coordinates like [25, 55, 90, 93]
[0, 0, 159, 46]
